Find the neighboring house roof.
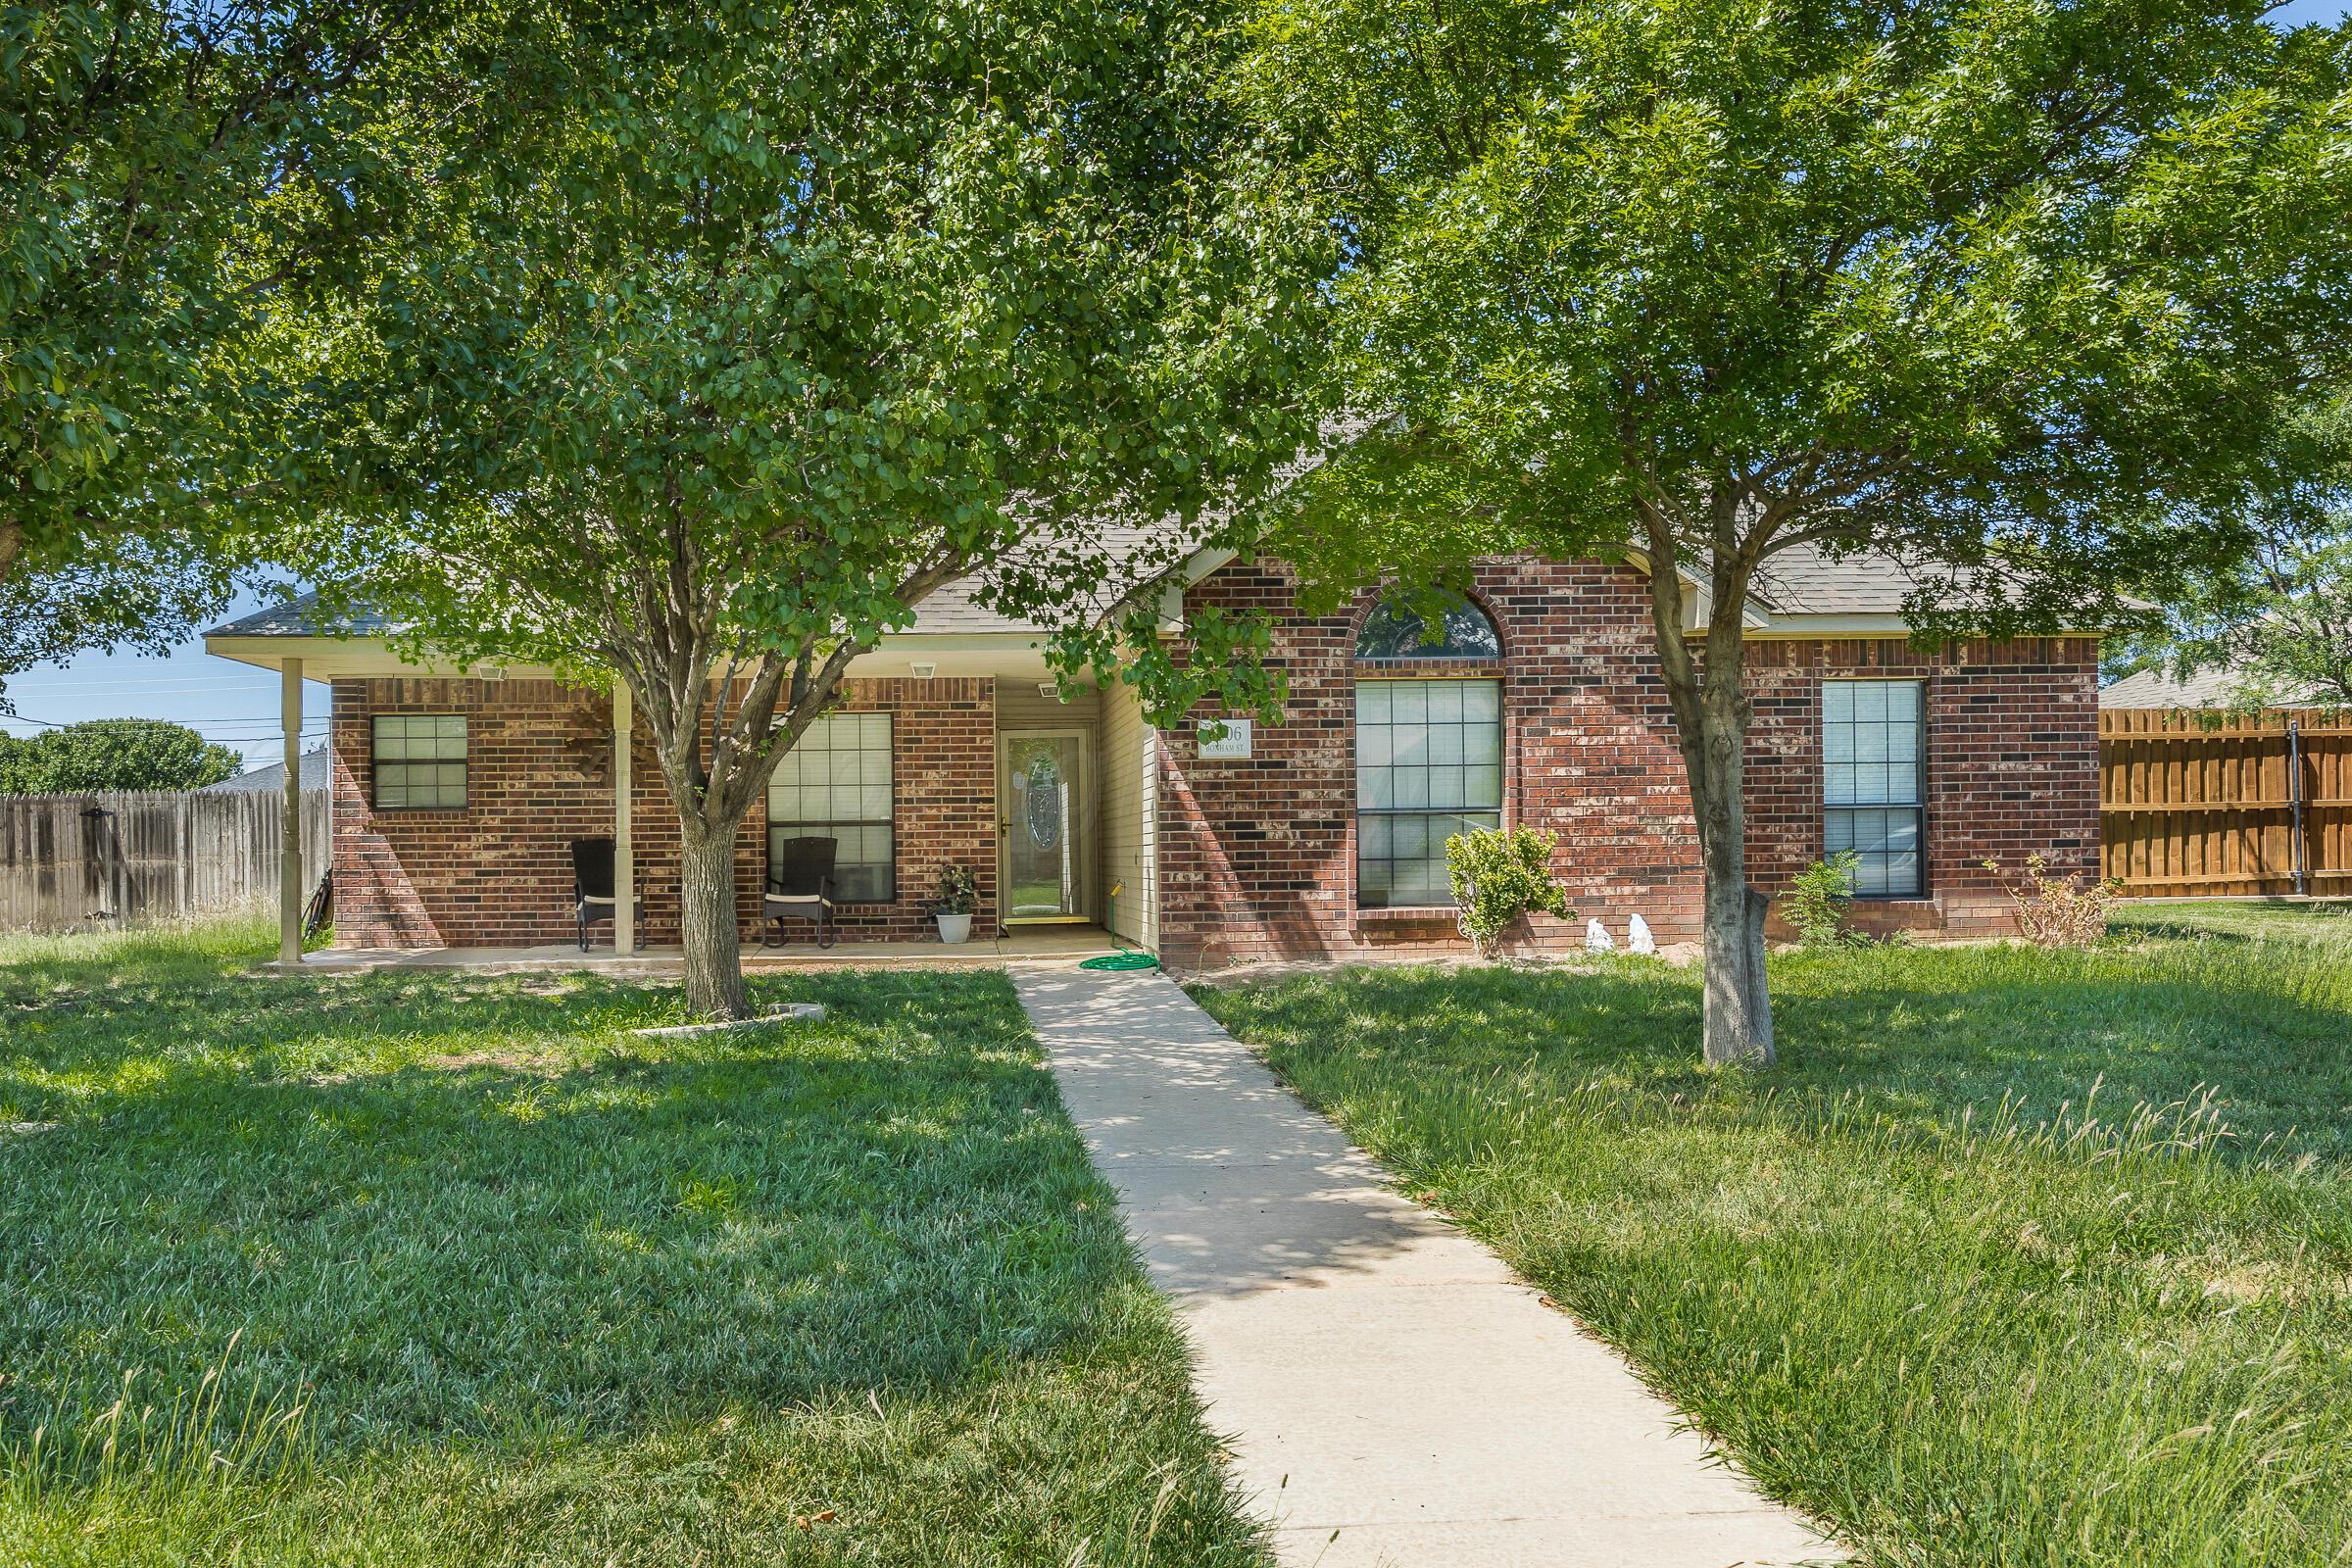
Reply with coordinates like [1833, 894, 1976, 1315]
[2099, 660, 2331, 710]
[200, 746, 332, 793]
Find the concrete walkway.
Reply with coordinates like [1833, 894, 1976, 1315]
[1012, 966, 1843, 1568]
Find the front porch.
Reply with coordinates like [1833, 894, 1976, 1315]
[269, 921, 1130, 975]
[205, 595, 1165, 967]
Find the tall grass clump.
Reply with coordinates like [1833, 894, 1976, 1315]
[2, 1336, 312, 1558]
[1197, 919, 2352, 1567]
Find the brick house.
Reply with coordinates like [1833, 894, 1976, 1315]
[205, 545, 2100, 967]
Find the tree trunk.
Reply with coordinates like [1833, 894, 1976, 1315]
[678, 821, 749, 1019]
[1695, 780, 1775, 1067]
[1633, 492, 1779, 1068]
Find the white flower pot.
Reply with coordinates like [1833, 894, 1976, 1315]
[936, 912, 973, 945]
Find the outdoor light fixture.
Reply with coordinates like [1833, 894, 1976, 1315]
[1038, 681, 1058, 699]
[909, 661, 937, 679]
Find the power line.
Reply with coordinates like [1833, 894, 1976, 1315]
[2, 712, 330, 737]
[1, 683, 276, 699]
[1, 671, 287, 691]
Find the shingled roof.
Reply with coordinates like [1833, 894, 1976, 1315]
[1748, 542, 1925, 616]
[2098, 661, 2332, 710]
[209, 580, 1056, 639]
[212, 541, 1936, 643]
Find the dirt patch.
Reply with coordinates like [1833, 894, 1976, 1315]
[419, 1049, 573, 1075]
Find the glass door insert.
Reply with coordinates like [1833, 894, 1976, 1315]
[1003, 732, 1085, 920]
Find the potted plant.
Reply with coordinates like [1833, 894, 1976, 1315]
[931, 864, 978, 944]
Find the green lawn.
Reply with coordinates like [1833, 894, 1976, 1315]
[0, 921, 1267, 1568]
[1194, 906, 2352, 1568]
[2110, 897, 2352, 948]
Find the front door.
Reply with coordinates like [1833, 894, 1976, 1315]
[1002, 731, 1087, 921]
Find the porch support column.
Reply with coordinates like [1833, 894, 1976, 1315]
[614, 680, 635, 956]
[278, 659, 304, 965]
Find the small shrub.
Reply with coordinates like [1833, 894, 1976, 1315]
[1446, 825, 1574, 959]
[930, 864, 978, 916]
[1783, 852, 1861, 949]
[1984, 854, 2125, 948]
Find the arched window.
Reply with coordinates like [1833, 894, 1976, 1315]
[1354, 590, 1502, 661]
[1353, 590, 1504, 908]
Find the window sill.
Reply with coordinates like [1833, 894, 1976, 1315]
[1356, 905, 1460, 920]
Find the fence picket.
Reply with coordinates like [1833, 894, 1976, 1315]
[2100, 709, 2351, 897]
[0, 789, 329, 931]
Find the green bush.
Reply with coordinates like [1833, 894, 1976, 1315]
[0, 719, 241, 794]
[1783, 851, 1860, 949]
[1446, 825, 1574, 958]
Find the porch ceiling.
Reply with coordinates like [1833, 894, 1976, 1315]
[269, 923, 1128, 975]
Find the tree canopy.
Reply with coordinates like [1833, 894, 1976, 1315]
[300, 0, 1325, 1013]
[1236, 0, 2352, 1061]
[0, 718, 241, 793]
[0, 1, 476, 699]
[2107, 393, 2352, 708]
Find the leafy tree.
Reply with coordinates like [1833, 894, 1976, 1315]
[0, 719, 241, 793]
[2107, 394, 2352, 707]
[307, 0, 1323, 1016]
[0, 1, 472, 699]
[1236, 0, 2352, 1063]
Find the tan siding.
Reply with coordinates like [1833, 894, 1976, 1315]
[1099, 681, 1158, 948]
[997, 684, 1100, 729]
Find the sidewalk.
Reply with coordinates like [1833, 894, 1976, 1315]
[1012, 965, 1843, 1568]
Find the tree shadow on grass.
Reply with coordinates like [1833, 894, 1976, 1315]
[0, 956, 1141, 1465]
[1204, 939, 2352, 1167]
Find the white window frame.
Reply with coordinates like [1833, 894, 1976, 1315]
[766, 712, 896, 903]
[1823, 679, 1926, 899]
[1355, 677, 1504, 909]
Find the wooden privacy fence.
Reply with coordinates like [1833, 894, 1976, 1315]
[2100, 710, 2352, 897]
[0, 788, 330, 933]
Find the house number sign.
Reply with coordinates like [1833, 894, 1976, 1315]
[1196, 719, 1252, 760]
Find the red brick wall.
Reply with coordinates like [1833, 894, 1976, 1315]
[329, 676, 999, 949]
[1155, 557, 2099, 967]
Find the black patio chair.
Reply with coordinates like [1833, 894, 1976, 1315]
[571, 837, 646, 952]
[763, 836, 838, 949]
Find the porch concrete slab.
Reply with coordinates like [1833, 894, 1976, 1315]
[1012, 966, 1844, 1568]
[264, 924, 1124, 976]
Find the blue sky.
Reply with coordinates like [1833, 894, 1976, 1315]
[10, 0, 2348, 775]
[2, 583, 331, 772]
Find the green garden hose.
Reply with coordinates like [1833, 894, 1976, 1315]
[1079, 950, 1159, 971]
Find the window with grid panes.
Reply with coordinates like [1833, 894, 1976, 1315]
[1356, 679, 1503, 907]
[1823, 679, 1926, 897]
[372, 714, 467, 809]
[766, 712, 894, 901]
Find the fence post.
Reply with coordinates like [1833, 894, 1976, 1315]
[280, 660, 305, 964]
[614, 681, 635, 957]
[2289, 716, 2307, 897]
